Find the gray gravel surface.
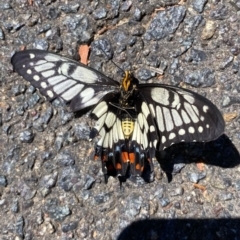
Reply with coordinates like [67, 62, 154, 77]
[1, 0, 240, 239]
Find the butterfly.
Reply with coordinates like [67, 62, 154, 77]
[11, 49, 225, 182]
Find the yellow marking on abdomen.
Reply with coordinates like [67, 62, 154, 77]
[121, 117, 135, 139]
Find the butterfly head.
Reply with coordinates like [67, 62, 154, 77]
[121, 71, 138, 92]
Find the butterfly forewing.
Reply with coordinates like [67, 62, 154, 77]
[138, 84, 225, 151]
[11, 49, 119, 111]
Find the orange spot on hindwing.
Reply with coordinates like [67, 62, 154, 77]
[135, 164, 141, 170]
[129, 153, 135, 164]
[121, 152, 129, 163]
[116, 163, 122, 170]
[101, 154, 107, 161]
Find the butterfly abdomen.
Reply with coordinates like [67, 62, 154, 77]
[121, 115, 135, 139]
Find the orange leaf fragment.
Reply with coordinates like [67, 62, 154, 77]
[20, 46, 26, 51]
[79, 45, 90, 65]
[223, 112, 238, 122]
[193, 183, 206, 191]
[178, 0, 186, 5]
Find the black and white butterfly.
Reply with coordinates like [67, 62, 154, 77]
[11, 49, 225, 182]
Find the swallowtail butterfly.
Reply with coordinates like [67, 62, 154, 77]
[11, 49, 225, 182]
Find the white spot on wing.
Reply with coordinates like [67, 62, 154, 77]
[97, 137, 104, 147]
[47, 90, 54, 98]
[131, 120, 138, 141]
[35, 60, 47, 65]
[53, 80, 76, 94]
[179, 129, 185, 135]
[156, 106, 165, 132]
[99, 128, 106, 139]
[136, 123, 141, 144]
[45, 54, 65, 62]
[105, 112, 116, 128]
[34, 62, 55, 72]
[112, 122, 118, 143]
[184, 102, 199, 123]
[181, 109, 191, 124]
[188, 126, 195, 134]
[150, 125, 155, 132]
[151, 88, 169, 105]
[161, 136, 166, 144]
[149, 103, 155, 117]
[198, 126, 203, 133]
[48, 75, 67, 85]
[80, 88, 95, 103]
[183, 94, 195, 104]
[103, 132, 109, 148]
[163, 107, 174, 131]
[176, 103, 181, 110]
[29, 53, 35, 59]
[117, 118, 124, 140]
[109, 130, 113, 148]
[138, 113, 144, 129]
[59, 63, 70, 75]
[171, 109, 183, 127]
[33, 75, 40, 81]
[80, 94, 105, 108]
[192, 105, 199, 116]
[143, 130, 148, 149]
[171, 92, 180, 107]
[61, 84, 84, 101]
[41, 82, 47, 88]
[142, 114, 149, 133]
[169, 132, 176, 140]
[203, 105, 209, 113]
[27, 69, 32, 74]
[95, 113, 107, 131]
[92, 101, 108, 118]
[71, 66, 98, 83]
[41, 70, 55, 78]
[141, 102, 150, 117]
[206, 124, 209, 128]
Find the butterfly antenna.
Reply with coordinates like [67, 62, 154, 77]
[100, 47, 126, 77]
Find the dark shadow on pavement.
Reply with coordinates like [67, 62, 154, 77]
[117, 218, 240, 240]
[155, 134, 240, 182]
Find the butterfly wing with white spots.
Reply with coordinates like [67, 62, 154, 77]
[138, 84, 225, 151]
[11, 49, 119, 111]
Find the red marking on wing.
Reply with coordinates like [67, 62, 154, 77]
[116, 163, 122, 170]
[101, 155, 107, 161]
[121, 152, 129, 163]
[129, 153, 135, 164]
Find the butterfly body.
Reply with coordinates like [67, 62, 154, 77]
[11, 49, 225, 182]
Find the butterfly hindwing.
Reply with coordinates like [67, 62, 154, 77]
[11, 49, 119, 111]
[90, 95, 129, 176]
[138, 84, 225, 151]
